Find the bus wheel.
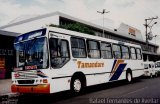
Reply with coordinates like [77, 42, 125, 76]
[155, 73, 158, 77]
[126, 71, 132, 83]
[71, 77, 83, 93]
[150, 73, 153, 78]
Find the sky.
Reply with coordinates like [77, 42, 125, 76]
[0, 0, 160, 43]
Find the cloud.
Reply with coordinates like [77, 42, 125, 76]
[62, 0, 90, 20]
[0, 0, 159, 43]
[114, 0, 135, 8]
[0, 0, 48, 25]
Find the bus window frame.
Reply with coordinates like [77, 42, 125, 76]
[136, 48, 142, 60]
[87, 39, 101, 59]
[100, 41, 113, 59]
[112, 43, 122, 59]
[121, 45, 130, 59]
[49, 37, 70, 69]
[70, 37, 87, 58]
[130, 47, 137, 60]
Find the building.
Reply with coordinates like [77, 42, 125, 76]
[0, 11, 159, 78]
[0, 30, 19, 79]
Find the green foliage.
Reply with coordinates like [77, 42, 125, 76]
[49, 23, 95, 35]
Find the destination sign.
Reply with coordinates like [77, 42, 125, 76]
[15, 28, 46, 43]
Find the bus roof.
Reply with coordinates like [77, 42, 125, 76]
[15, 26, 141, 48]
[46, 27, 141, 48]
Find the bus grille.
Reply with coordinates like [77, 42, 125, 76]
[15, 70, 38, 79]
[18, 80, 35, 84]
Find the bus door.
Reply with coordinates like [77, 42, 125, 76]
[49, 32, 70, 73]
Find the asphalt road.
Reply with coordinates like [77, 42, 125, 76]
[10, 76, 160, 104]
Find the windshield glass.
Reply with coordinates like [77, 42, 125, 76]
[14, 37, 48, 70]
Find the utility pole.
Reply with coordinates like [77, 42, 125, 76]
[144, 16, 158, 61]
[153, 35, 158, 53]
[144, 16, 158, 51]
[97, 9, 110, 37]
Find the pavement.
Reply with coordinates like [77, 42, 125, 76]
[0, 79, 19, 103]
[1, 77, 160, 104]
[0, 79, 12, 95]
[15, 77, 160, 104]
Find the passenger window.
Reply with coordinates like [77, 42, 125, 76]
[101, 42, 112, 59]
[130, 47, 137, 59]
[121, 45, 130, 59]
[71, 37, 86, 58]
[112, 44, 121, 59]
[144, 64, 148, 69]
[49, 38, 70, 68]
[136, 48, 142, 60]
[87, 40, 100, 58]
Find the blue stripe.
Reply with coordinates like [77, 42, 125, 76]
[109, 63, 127, 81]
[37, 70, 48, 78]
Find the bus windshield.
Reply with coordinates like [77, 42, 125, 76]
[14, 37, 48, 70]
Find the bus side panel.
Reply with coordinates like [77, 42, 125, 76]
[86, 73, 110, 86]
[126, 60, 143, 78]
[50, 77, 71, 93]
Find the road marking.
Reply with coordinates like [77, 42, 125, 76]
[121, 87, 148, 97]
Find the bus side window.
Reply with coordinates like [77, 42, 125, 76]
[49, 38, 70, 68]
[121, 45, 130, 59]
[136, 48, 142, 60]
[101, 42, 112, 59]
[112, 44, 121, 59]
[144, 64, 148, 69]
[130, 47, 137, 60]
[149, 64, 151, 68]
[71, 37, 86, 58]
[87, 40, 100, 58]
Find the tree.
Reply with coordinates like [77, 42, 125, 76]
[49, 22, 95, 35]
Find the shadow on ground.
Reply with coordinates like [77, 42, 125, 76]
[17, 78, 143, 104]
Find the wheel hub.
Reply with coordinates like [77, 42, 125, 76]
[73, 79, 81, 92]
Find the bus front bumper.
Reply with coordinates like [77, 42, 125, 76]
[11, 84, 50, 94]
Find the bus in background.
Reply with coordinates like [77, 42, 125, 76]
[11, 27, 144, 94]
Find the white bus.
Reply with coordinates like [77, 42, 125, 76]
[155, 61, 160, 75]
[11, 27, 144, 94]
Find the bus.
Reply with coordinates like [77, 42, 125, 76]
[11, 27, 144, 94]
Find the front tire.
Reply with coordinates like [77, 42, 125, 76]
[71, 77, 84, 94]
[150, 73, 153, 78]
[155, 73, 158, 77]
